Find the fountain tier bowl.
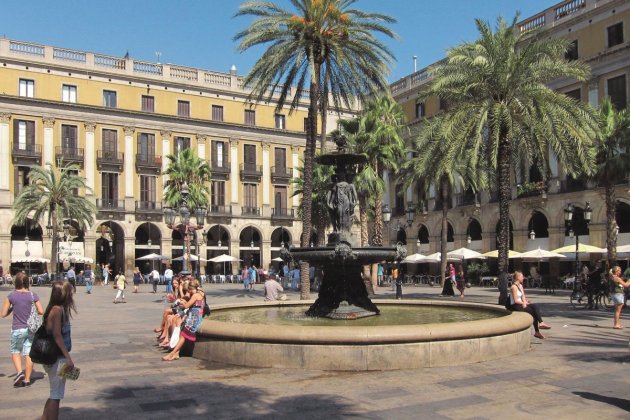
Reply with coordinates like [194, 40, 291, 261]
[193, 300, 532, 371]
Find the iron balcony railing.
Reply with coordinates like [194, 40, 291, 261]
[135, 153, 162, 166]
[12, 142, 42, 158]
[271, 208, 294, 218]
[97, 150, 124, 164]
[208, 205, 232, 215]
[241, 206, 261, 216]
[97, 199, 125, 210]
[55, 146, 84, 161]
[135, 201, 162, 211]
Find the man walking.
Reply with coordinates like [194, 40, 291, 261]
[150, 267, 160, 294]
[66, 265, 76, 293]
[164, 265, 174, 293]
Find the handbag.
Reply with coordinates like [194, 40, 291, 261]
[29, 324, 61, 365]
[169, 325, 181, 348]
[26, 292, 42, 335]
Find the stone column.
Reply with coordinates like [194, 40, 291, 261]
[124, 236, 135, 277]
[124, 127, 135, 211]
[262, 142, 270, 216]
[262, 239, 271, 271]
[231, 240, 240, 275]
[230, 138, 240, 211]
[84, 122, 96, 194]
[291, 146, 300, 209]
[161, 130, 171, 189]
[196, 134, 206, 161]
[0, 113, 10, 191]
[43, 117, 55, 166]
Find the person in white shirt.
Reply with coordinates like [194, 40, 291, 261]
[164, 266, 174, 293]
[264, 276, 285, 301]
[150, 268, 160, 294]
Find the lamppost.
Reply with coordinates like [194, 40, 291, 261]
[381, 203, 416, 245]
[163, 182, 205, 276]
[564, 202, 592, 290]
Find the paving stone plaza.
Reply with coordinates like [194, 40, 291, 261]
[1, 282, 629, 419]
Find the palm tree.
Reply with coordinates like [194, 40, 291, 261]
[592, 97, 630, 267]
[235, 0, 396, 299]
[402, 129, 488, 286]
[420, 16, 598, 275]
[353, 94, 407, 247]
[13, 162, 96, 278]
[163, 149, 211, 209]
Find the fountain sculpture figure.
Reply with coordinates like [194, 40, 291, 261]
[286, 136, 406, 319]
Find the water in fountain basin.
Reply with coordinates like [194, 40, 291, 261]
[210, 305, 505, 327]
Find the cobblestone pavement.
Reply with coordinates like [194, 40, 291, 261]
[1, 281, 629, 419]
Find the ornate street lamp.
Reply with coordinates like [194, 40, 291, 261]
[406, 202, 416, 227]
[565, 202, 592, 291]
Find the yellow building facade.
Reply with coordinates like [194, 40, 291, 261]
[388, 0, 630, 275]
[0, 37, 355, 277]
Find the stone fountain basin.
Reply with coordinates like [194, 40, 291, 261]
[193, 300, 532, 371]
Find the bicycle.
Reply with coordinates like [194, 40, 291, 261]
[570, 281, 588, 309]
[570, 280, 613, 310]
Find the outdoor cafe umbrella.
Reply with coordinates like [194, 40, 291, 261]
[60, 255, 94, 264]
[271, 257, 284, 262]
[401, 253, 440, 264]
[11, 256, 50, 279]
[447, 247, 487, 261]
[482, 249, 523, 259]
[551, 244, 606, 254]
[518, 248, 566, 260]
[209, 254, 242, 275]
[136, 253, 170, 261]
[172, 254, 209, 262]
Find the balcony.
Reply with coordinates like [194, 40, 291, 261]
[271, 207, 294, 220]
[210, 160, 230, 180]
[241, 206, 261, 216]
[97, 150, 124, 172]
[12, 143, 41, 166]
[207, 204, 232, 217]
[271, 166, 293, 184]
[456, 192, 478, 207]
[135, 201, 163, 221]
[240, 163, 262, 182]
[135, 153, 162, 175]
[53, 147, 83, 170]
[97, 198, 125, 220]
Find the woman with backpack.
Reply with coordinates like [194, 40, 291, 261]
[1, 272, 44, 387]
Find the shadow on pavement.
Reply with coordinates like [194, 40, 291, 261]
[573, 391, 630, 412]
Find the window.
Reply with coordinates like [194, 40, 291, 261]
[211, 105, 224, 122]
[415, 102, 425, 119]
[174, 137, 190, 155]
[274, 186, 287, 211]
[61, 125, 78, 155]
[274, 148, 286, 173]
[15, 166, 30, 196]
[243, 144, 256, 170]
[607, 74, 627, 111]
[244, 183, 257, 209]
[275, 114, 286, 129]
[102, 129, 118, 156]
[13, 120, 35, 150]
[212, 140, 228, 169]
[103, 90, 117, 108]
[101, 173, 119, 205]
[19, 79, 34, 98]
[565, 88, 581, 101]
[141, 95, 155, 112]
[565, 40, 578, 61]
[137, 133, 155, 162]
[211, 180, 225, 206]
[62, 84, 77, 103]
[177, 100, 190, 117]
[140, 175, 156, 203]
[607, 22, 624, 48]
[244, 109, 256, 126]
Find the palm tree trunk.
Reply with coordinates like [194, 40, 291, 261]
[497, 132, 511, 274]
[605, 182, 617, 267]
[440, 176, 449, 287]
[299, 62, 321, 300]
[373, 159, 384, 246]
[319, 66, 330, 153]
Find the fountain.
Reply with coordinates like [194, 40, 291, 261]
[193, 139, 533, 371]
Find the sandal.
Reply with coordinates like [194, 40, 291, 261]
[162, 352, 179, 361]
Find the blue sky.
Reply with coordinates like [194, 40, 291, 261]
[1, 0, 559, 82]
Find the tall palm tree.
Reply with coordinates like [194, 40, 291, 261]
[421, 16, 598, 275]
[235, 0, 396, 299]
[13, 162, 96, 277]
[402, 129, 488, 286]
[354, 94, 407, 247]
[163, 149, 211, 209]
[592, 97, 630, 267]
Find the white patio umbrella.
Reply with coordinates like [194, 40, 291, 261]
[172, 254, 209, 262]
[401, 253, 440, 264]
[551, 244, 606, 254]
[209, 254, 242, 263]
[482, 249, 523, 259]
[11, 256, 50, 263]
[271, 257, 284, 262]
[61, 255, 94, 264]
[615, 244, 630, 253]
[518, 247, 566, 260]
[447, 247, 487, 260]
[425, 252, 442, 262]
[136, 253, 170, 261]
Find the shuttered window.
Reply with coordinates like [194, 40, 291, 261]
[244, 109, 256, 126]
[211, 105, 224, 122]
[607, 75, 627, 111]
[212, 140, 228, 168]
[177, 100, 190, 117]
[137, 133, 155, 161]
[243, 144, 256, 171]
[102, 129, 118, 153]
[142, 95, 155, 112]
[13, 120, 35, 150]
[140, 175, 156, 203]
[244, 183, 257, 208]
[211, 181, 225, 206]
[174, 137, 190, 155]
[101, 173, 119, 203]
[103, 90, 117, 108]
[61, 125, 78, 151]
